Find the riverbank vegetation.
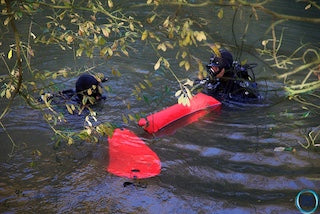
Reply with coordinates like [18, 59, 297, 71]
[1, 0, 319, 152]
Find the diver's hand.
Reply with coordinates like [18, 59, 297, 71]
[194, 77, 209, 86]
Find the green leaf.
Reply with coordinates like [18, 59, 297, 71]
[194, 31, 206, 41]
[147, 14, 156, 24]
[178, 94, 184, 104]
[128, 114, 135, 121]
[157, 43, 166, 51]
[302, 111, 310, 118]
[5, 90, 11, 99]
[8, 49, 12, 59]
[217, 8, 224, 19]
[179, 60, 185, 67]
[184, 97, 190, 106]
[185, 88, 193, 99]
[4, 17, 10, 26]
[144, 79, 152, 87]
[163, 58, 170, 68]
[59, 10, 66, 20]
[121, 48, 129, 57]
[100, 46, 108, 56]
[139, 83, 146, 89]
[82, 96, 88, 105]
[98, 36, 106, 46]
[30, 161, 36, 168]
[76, 48, 83, 57]
[66, 104, 74, 114]
[163, 16, 170, 27]
[67, 137, 73, 145]
[154, 57, 162, 70]
[241, 59, 248, 65]
[184, 61, 190, 71]
[111, 68, 121, 77]
[87, 88, 92, 95]
[305, 4, 311, 10]
[175, 90, 182, 97]
[122, 114, 128, 124]
[181, 51, 187, 59]
[102, 27, 110, 38]
[129, 22, 134, 31]
[141, 30, 148, 40]
[184, 79, 194, 87]
[1, 89, 6, 97]
[108, 0, 113, 8]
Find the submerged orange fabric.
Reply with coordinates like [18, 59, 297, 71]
[107, 128, 161, 179]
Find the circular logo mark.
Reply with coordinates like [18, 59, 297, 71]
[295, 189, 319, 214]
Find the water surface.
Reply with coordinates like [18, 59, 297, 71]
[1, 1, 320, 213]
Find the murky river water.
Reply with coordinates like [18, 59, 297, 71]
[1, 1, 320, 213]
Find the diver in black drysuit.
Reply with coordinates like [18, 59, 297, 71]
[195, 49, 260, 103]
[40, 74, 108, 105]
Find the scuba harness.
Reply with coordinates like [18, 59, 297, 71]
[197, 55, 260, 101]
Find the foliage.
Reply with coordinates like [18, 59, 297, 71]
[256, 1, 320, 149]
[1, 0, 320, 151]
[0, 0, 141, 148]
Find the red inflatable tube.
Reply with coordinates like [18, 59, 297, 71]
[138, 93, 221, 134]
[152, 106, 221, 137]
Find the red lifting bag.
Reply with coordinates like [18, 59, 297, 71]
[107, 128, 161, 179]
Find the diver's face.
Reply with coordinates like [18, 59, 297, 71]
[216, 68, 225, 78]
[209, 65, 220, 73]
[207, 64, 221, 77]
[207, 55, 224, 76]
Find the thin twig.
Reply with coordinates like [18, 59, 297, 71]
[0, 121, 17, 156]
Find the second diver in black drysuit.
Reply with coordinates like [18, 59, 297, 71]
[40, 73, 108, 105]
[194, 48, 260, 103]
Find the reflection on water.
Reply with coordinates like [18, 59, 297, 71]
[1, 1, 320, 213]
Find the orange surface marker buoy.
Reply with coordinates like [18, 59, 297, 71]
[138, 93, 221, 134]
